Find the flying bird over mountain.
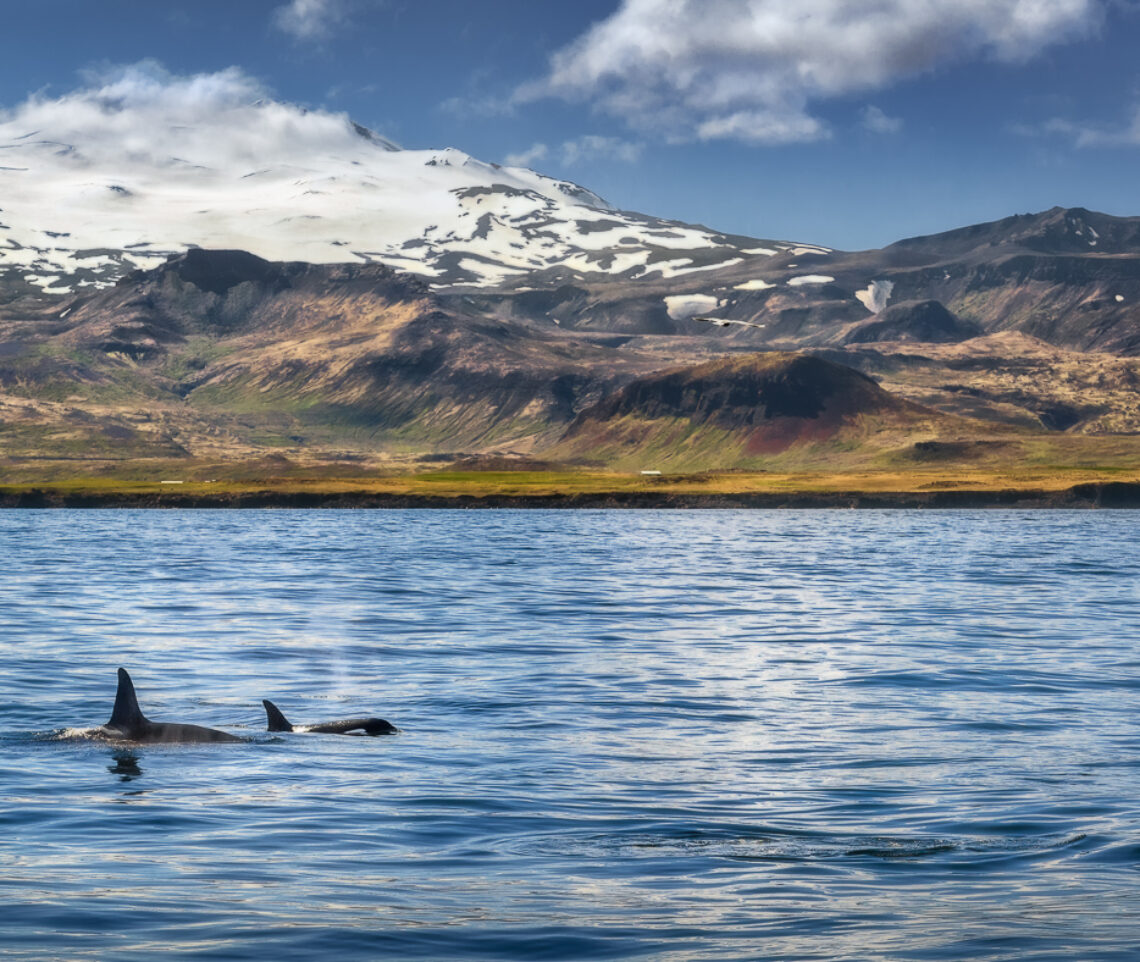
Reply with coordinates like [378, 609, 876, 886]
[693, 316, 767, 329]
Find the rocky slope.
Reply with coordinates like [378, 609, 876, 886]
[4, 238, 1140, 468]
[813, 332, 1140, 434]
[3, 84, 1140, 469]
[3, 79, 1138, 359]
[548, 353, 959, 470]
[462, 207, 1140, 356]
[0, 249, 729, 460]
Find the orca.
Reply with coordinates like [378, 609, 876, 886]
[262, 699, 398, 736]
[98, 668, 244, 743]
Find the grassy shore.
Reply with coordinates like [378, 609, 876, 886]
[4, 465, 1140, 508]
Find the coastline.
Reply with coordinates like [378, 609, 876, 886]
[4, 480, 1140, 509]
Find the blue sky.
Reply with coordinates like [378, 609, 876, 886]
[4, 0, 1140, 250]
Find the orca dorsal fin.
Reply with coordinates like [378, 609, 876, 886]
[263, 699, 294, 732]
[108, 668, 146, 731]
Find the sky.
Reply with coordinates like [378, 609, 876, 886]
[3, 0, 1140, 250]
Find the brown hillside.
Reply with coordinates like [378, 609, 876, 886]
[0, 250, 707, 461]
[550, 352, 953, 469]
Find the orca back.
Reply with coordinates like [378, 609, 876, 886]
[108, 668, 146, 732]
[307, 716, 398, 735]
[262, 699, 295, 732]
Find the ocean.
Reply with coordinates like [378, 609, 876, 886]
[2, 509, 1139, 960]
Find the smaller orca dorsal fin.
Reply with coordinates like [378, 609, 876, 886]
[263, 699, 294, 732]
[108, 668, 146, 731]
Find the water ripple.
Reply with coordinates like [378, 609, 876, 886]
[2, 509, 1140, 960]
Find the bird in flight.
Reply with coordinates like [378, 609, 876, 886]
[692, 316, 766, 329]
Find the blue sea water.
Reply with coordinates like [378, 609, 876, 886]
[2, 509, 1139, 961]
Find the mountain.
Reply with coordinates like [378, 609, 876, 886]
[462, 206, 1140, 354]
[839, 300, 983, 345]
[0, 102, 792, 297]
[548, 353, 954, 470]
[2, 245, 1136, 473]
[7, 91, 1136, 356]
[0, 249, 724, 461]
[813, 332, 1140, 435]
[4, 90, 1140, 469]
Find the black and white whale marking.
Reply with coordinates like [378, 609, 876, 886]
[262, 699, 398, 736]
[98, 668, 243, 743]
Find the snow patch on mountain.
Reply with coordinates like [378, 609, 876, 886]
[787, 274, 835, 286]
[855, 279, 894, 313]
[664, 294, 721, 320]
[0, 66, 801, 295]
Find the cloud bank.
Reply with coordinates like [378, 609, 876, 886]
[272, 0, 348, 41]
[861, 106, 903, 135]
[1, 61, 376, 170]
[505, 135, 642, 168]
[504, 143, 549, 167]
[1022, 108, 1140, 147]
[521, 0, 1103, 144]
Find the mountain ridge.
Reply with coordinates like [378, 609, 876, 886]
[454, 203, 1140, 357]
[549, 353, 950, 470]
[3, 94, 1140, 471]
[0, 107, 797, 297]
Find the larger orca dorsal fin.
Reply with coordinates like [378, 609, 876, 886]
[108, 668, 147, 730]
[262, 699, 295, 732]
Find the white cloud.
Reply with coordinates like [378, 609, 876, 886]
[696, 111, 825, 144]
[1020, 108, 1140, 146]
[1, 61, 367, 169]
[504, 142, 549, 167]
[505, 136, 641, 168]
[520, 0, 1103, 144]
[273, 0, 347, 41]
[559, 135, 642, 165]
[439, 93, 513, 118]
[861, 105, 903, 134]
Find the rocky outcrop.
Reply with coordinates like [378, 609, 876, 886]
[551, 352, 946, 469]
[841, 300, 983, 344]
[567, 353, 904, 430]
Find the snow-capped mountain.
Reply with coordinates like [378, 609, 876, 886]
[0, 82, 800, 296]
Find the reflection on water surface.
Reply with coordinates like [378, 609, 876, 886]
[1, 509, 1139, 961]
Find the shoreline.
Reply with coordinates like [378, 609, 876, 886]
[4, 480, 1140, 509]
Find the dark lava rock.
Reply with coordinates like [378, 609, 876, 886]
[565, 352, 909, 435]
[843, 300, 982, 345]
